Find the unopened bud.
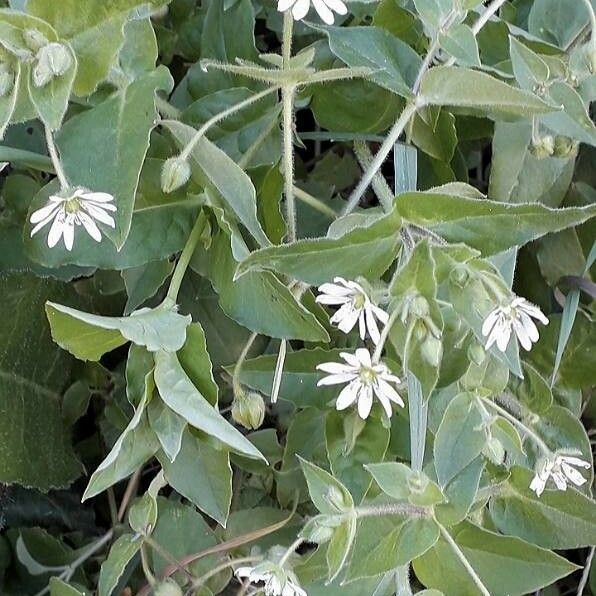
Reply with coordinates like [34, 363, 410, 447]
[421, 334, 442, 367]
[23, 28, 49, 52]
[409, 295, 430, 319]
[231, 391, 265, 430]
[552, 136, 578, 158]
[450, 265, 470, 288]
[324, 485, 350, 512]
[467, 342, 486, 366]
[161, 156, 191, 193]
[32, 42, 73, 87]
[0, 63, 14, 97]
[483, 437, 505, 465]
[153, 579, 183, 596]
[300, 515, 340, 544]
[529, 135, 555, 159]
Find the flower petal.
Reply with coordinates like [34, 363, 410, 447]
[292, 0, 310, 20]
[317, 362, 354, 374]
[357, 385, 373, 419]
[335, 382, 359, 410]
[365, 305, 381, 344]
[375, 378, 404, 407]
[47, 213, 66, 248]
[79, 191, 115, 203]
[354, 347, 372, 368]
[317, 373, 358, 386]
[561, 463, 587, 487]
[324, 0, 348, 14]
[312, 0, 335, 24]
[29, 201, 61, 224]
[83, 202, 116, 227]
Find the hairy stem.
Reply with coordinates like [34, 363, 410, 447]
[294, 186, 337, 219]
[353, 140, 394, 212]
[355, 502, 430, 518]
[278, 537, 304, 567]
[44, 124, 69, 190]
[232, 332, 259, 397]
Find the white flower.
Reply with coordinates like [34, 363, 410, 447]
[277, 0, 348, 25]
[481, 297, 548, 352]
[316, 277, 389, 344]
[529, 454, 591, 497]
[235, 565, 306, 596]
[317, 348, 403, 419]
[30, 188, 116, 251]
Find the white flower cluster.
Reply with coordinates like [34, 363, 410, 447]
[277, 0, 347, 24]
[530, 454, 591, 497]
[236, 564, 306, 596]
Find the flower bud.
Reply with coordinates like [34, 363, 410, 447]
[33, 42, 73, 88]
[420, 334, 442, 368]
[529, 135, 555, 159]
[0, 63, 14, 97]
[552, 136, 578, 158]
[467, 342, 486, 366]
[324, 485, 350, 511]
[450, 265, 470, 288]
[409, 295, 430, 319]
[23, 28, 49, 52]
[161, 156, 191, 194]
[231, 391, 265, 430]
[153, 579, 183, 596]
[483, 436, 505, 465]
[300, 515, 340, 544]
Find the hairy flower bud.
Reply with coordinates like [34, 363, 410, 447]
[420, 334, 442, 367]
[232, 391, 265, 430]
[300, 515, 341, 544]
[153, 579, 183, 596]
[529, 135, 555, 159]
[324, 485, 350, 511]
[23, 28, 49, 52]
[449, 264, 470, 288]
[0, 63, 14, 97]
[161, 156, 191, 193]
[552, 136, 578, 158]
[33, 42, 73, 87]
[409, 295, 430, 319]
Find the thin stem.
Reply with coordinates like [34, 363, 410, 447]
[480, 396, 551, 456]
[343, 101, 418, 216]
[294, 186, 337, 219]
[580, 0, 596, 56]
[144, 535, 194, 582]
[355, 503, 429, 518]
[233, 332, 259, 397]
[279, 537, 304, 567]
[577, 545, 595, 595]
[179, 86, 280, 161]
[412, 36, 440, 94]
[192, 556, 261, 591]
[438, 524, 490, 596]
[281, 11, 297, 242]
[44, 124, 69, 190]
[166, 212, 206, 304]
[271, 339, 287, 404]
[155, 95, 181, 119]
[140, 544, 157, 587]
[67, 530, 114, 577]
[117, 469, 141, 522]
[372, 308, 401, 363]
[353, 140, 394, 212]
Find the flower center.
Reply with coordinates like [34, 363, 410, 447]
[352, 292, 366, 309]
[359, 367, 377, 385]
[64, 197, 81, 215]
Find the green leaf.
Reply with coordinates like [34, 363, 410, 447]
[419, 67, 556, 119]
[320, 25, 422, 98]
[159, 430, 232, 526]
[235, 207, 402, 285]
[45, 302, 191, 360]
[528, 0, 593, 48]
[27, 43, 77, 130]
[56, 67, 173, 248]
[147, 398, 186, 462]
[396, 191, 596, 255]
[413, 0, 453, 29]
[346, 514, 439, 582]
[0, 61, 21, 138]
[299, 458, 354, 514]
[97, 534, 141, 596]
[439, 25, 481, 67]
[192, 230, 329, 341]
[153, 350, 265, 461]
[433, 393, 486, 487]
[490, 466, 596, 549]
[163, 119, 271, 248]
[411, 109, 457, 162]
[49, 577, 85, 596]
[413, 522, 578, 596]
[325, 411, 390, 503]
[509, 37, 550, 92]
[122, 260, 174, 315]
[0, 274, 81, 490]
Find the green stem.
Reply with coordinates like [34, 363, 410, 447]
[353, 140, 394, 213]
[44, 124, 69, 190]
[281, 11, 297, 242]
[438, 523, 490, 596]
[179, 86, 280, 161]
[155, 95, 181, 119]
[279, 537, 304, 567]
[355, 502, 429, 518]
[271, 339, 287, 404]
[144, 535, 194, 582]
[343, 101, 419, 216]
[166, 212, 206, 304]
[192, 556, 261, 591]
[294, 186, 337, 219]
[232, 332, 259, 397]
[412, 36, 440, 94]
[372, 308, 401, 364]
[480, 396, 551, 456]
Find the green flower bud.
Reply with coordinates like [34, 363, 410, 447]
[0, 63, 14, 97]
[231, 391, 265, 430]
[450, 264, 470, 288]
[300, 515, 341, 544]
[33, 42, 73, 88]
[23, 28, 49, 52]
[161, 156, 191, 193]
[467, 342, 486, 366]
[153, 579, 183, 596]
[324, 485, 350, 511]
[552, 136, 578, 158]
[409, 295, 430, 319]
[420, 334, 442, 368]
[483, 436, 505, 465]
[529, 135, 555, 159]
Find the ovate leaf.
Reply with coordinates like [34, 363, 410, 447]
[97, 534, 141, 596]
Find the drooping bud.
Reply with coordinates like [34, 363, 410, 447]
[483, 436, 505, 465]
[552, 136, 578, 158]
[0, 63, 14, 97]
[161, 156, 191, 194]
[420, 334, 442, 367]
[300, 515, 341, 545]
[231, 391, 265, 430]
[32, 42, 73, 88]
[23, 28, 49, 52]
[153, 579, 183, 596]
[449, 264, 470, 288]
[529, 135, 555, 159]
[409, 295, 430, 319]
